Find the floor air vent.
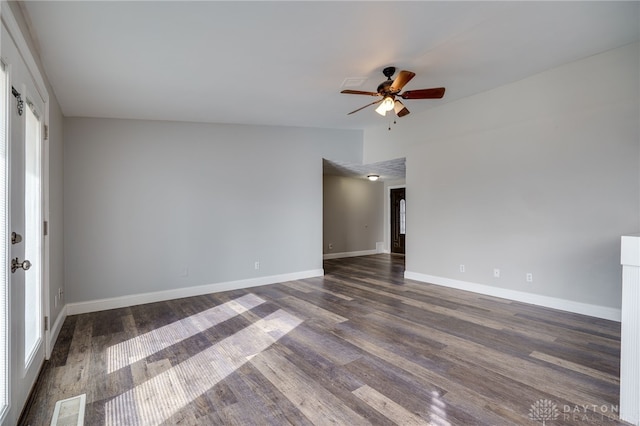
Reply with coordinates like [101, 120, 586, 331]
[50, 394, 86, 426]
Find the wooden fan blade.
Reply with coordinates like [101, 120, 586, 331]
[400, 87, 445, 100]
[341, 89, 380, 97]
[347, 99, 382, 115]
[390, 70, 415, 92]
[396, 106, 410, 117]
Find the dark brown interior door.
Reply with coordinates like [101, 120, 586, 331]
[390, 188, 406, 254]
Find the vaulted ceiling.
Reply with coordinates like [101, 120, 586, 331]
[20, 1, 640, 130]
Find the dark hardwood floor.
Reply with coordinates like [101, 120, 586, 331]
[21, 255, 624, 425]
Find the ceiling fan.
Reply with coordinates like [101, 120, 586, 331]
[341, 66, 445, 117]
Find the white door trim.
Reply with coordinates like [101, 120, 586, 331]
[1, 1, 51, 359]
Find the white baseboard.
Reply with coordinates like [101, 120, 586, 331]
[404, 271, 621, 322]
[66, 269, 324, 315]
[323, 249, 378, 260]
[47, 305, 67, 359]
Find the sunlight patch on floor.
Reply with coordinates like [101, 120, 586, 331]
[104, 308, 302, 425]
[107, 293, 265, 373]
[430, 390, 451, 426]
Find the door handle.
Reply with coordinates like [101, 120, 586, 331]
[11, 258, 31, 273]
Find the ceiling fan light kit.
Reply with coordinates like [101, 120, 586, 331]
[393, 100, 408, 117]
[375, 96, 395, 116]
[341, 66, 445, 120]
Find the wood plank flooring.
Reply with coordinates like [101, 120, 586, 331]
[20, 255, 625, 425]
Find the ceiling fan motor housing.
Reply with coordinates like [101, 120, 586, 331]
[378, 67, 396, 94]
[377, 80, 394, 95]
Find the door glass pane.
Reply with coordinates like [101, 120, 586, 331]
[399, 199, 406, 235]
[0, 63, 9, 414]
[24, 102, 41, 366]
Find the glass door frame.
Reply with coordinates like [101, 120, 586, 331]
[0, 3, 51, 425]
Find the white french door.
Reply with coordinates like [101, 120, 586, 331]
[0, 16, 46, 425]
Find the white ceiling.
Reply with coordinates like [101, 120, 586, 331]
[20, 1, 640, 131]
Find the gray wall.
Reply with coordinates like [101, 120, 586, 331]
[323, 175, 384, 255]
[363, 42, 639, 310]
[64, 118, 362, 303]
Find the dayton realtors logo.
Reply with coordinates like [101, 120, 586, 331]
[529, 399, 620, 424]
[529, 399, 559, 425]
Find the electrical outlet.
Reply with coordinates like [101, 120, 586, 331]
[254, 261, 260, 270]
[526, 273, 533, 283]
[459, 264, 465, 273]
[493, 268, 500, 278]
[58, 288, 63, 300]
[179, 266, 189, 277]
